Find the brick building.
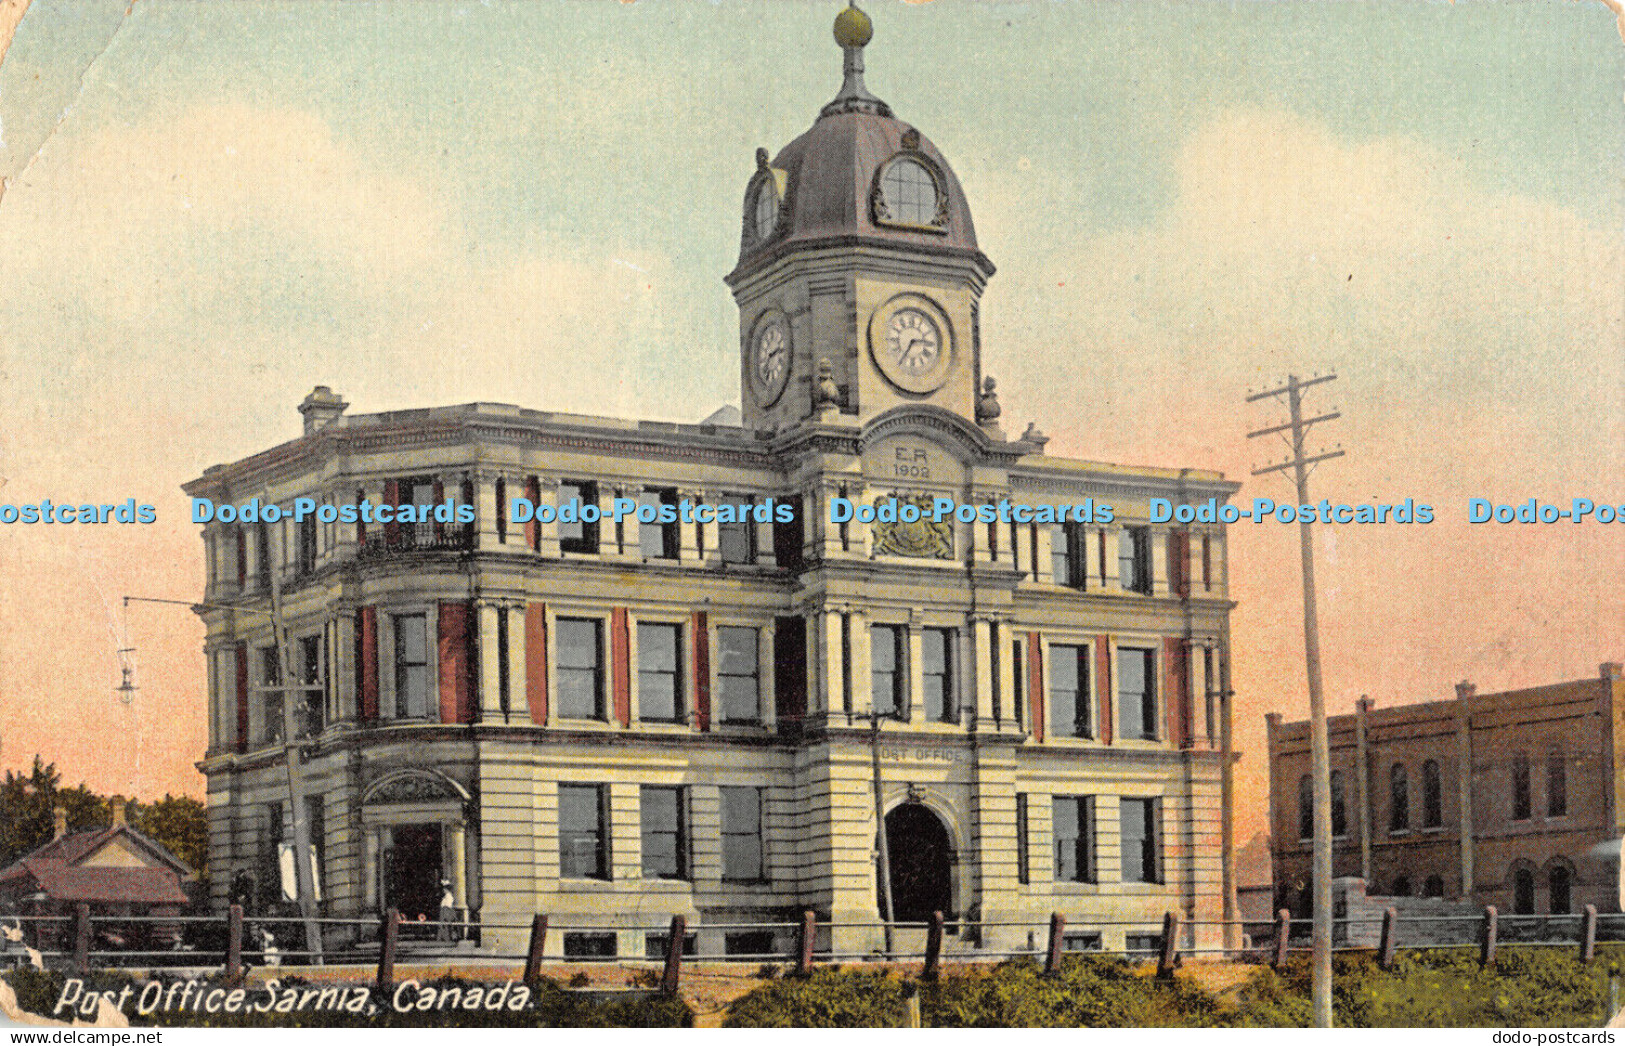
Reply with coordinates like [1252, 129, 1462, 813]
[1268, 663, 1625, 917]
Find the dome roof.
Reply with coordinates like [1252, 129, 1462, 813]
[729, 8, 986, 280]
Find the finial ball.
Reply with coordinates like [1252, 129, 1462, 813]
[834, 4, 873, 48]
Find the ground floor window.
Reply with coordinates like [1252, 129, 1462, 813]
[564, 932, 616, 959]
[724, 931, 775, 957]
[644, 932, 697, 959]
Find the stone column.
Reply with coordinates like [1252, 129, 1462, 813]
[906, 616, 924, 726]
[848, 608, 871, 723]
[1101, 527, 1121, 591]
[474, 471, 502, 551]
[971, 616, 994, 727]
[477, 602, 504, 722]
[363, 829, 380, 910]
[821, 608, 844, 722]
[1032, 524, 1054, 584]
[680, 488, 705, 564]
[449, 821, 469, 915]
[759, 626, 777, 729]
[1151, 527, 1169, 597]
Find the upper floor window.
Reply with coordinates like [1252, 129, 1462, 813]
[753, 179, 779, 241]
[298, 634, 324, 737]
[1390, 763, 1409, 832]
[639, 488, 679, 560]
[1119, 527, 1151, 594]
[1423, 759, 1443, 828]
[1298, 774, 1313, 840]
[392, 613, 429, 719]
[1547, 750, 1567, 818]
[878, 157, 939, 226]
[255, 521, 271, 591]
[1512, 752, 1531, 821]
[1119, 647, 1157, 740]
[638, 622, 683, 723]
[558, 480, 600, 554]
[922, 628, 955, 723]
[297, 510, 318, 575]
[718, 496, 756, 565]
[557, 617, 605, 720]
[1051, 523, 1086, 588]
[1049, 643, 1092, 739]
[871, 624, 906, 718]
[259, 645, 284, 744]
[716, 627, 761, 725]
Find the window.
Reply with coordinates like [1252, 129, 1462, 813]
[720, 786, 765, 882]
[1549, 863, 1573, 915]
[1512, 752, 1531, 821]
[753, 181, 778, 240]
[718, 496, 756, 564]
[1051, 523, 1085, 588]
[1049, 644, 1092, 739]
[259, 646, 284, 744]
[724, 931, 776, 958]
[1125, 933, 1162, 955]
[1548, 750, 1567, 818]
[716, 627, 760, 724]
[645, 932, 697, 959]
[405, 479, 436, 545]
[304, 795, 325, 900]
[297, 510, 317, 575]
[1012, 638, 1024, 729]
[1330, 770, 1347, 838]
[392, 613, 429, 719]
[1063, 932, 1104, 952]
[255, 522, 271, 591]
[870, 624, 905, 718]
[1203, 648, 1218, 744]
[640, 786, 687, 880]
[556, 617, 605, 720]
[558, 480, 600, 554]
[1120, 797, 1159, 884]
[1424, 875, 1446, 899]
[1201, 533, 1213, 591]
[1118, 527, 1151, 594]
[1016, 794, 1031, 885]
[1408, 758, 1438, 830]
[1119, 647, 1157, 740]
[639, 488, 680, 560]
[879, 157, 938, 225]
[558, 784, 609, 880]
[1053, 796, 1096, 883]
[1391, 876, 1412, 898]
[563, 932, 616, 959]
[299, 634, 324, 737]
[637, 622, 683, 723]
[1513, 867, 1536, 915]
[1389, 763, 1409, 832]
[922, 628, 954, 723]
[1298, 775, 1313, 840]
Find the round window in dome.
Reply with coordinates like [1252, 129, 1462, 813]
[878, 157, 940, 227]
[753, 180, 779, 241]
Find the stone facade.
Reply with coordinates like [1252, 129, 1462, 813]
[189, 10, 1241, 960]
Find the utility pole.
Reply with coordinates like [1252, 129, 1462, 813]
[125, 592, 325, 964]
[1247, 373, 1343, 1028]
[869, 711, 896, 958]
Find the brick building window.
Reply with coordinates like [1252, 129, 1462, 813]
[1423, 759, 1443, 828]
[637, 622, 683, 723]
[1549, 863, 1572, 915]
[1547, 750, 1567, 818]
[717, 627, 760, 724]
[392, 613, 429, 719]
[1119, 647, 1156, 740]
[1389, 763, 1409, 832]
[558, 480, 599, 554]
[1298, 774, 1313, 841]
[871, 624, 906, 718]
[1049, 644, 1092, 739]
[1051, 523, 1085, 588]
[557, 617, 605, 720]
[922, 628, 955, 723]
[1512, 752, 1531, 821]
[1329, 770, 1347, 838]
[1120, 797, 1160, 883]
[720, 787, 765, 882]
[1118, 526, 1151, 594]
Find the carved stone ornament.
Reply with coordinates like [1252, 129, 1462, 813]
[906, 783, 926, 804]
[976, 376, 1002, 424]
[366, 772, 461, 806]
[873, 492, 953, 559]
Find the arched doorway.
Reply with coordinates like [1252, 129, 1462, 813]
[882, 804, 953, 923]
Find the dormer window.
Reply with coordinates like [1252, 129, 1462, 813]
[872, 154, 945, 230]
[753, 180, 779, 242]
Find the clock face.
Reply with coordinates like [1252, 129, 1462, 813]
[885, 308, 941, 376]
[752, 317, 791, 405]
[868, 295, 953, 395]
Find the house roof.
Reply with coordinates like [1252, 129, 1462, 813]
[0, 825, 193, 906]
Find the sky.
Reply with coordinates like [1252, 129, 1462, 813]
[0, 0, 1620, 851]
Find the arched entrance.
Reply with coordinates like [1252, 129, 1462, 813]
[882, 804, 953, 922]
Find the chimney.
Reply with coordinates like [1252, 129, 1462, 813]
[110, 797, 127, 827]
[1455, 680, 1476, 702]
[52, 806, 68, 841]
[298, 386, 348, 435]
[1602, 662, 1622, 682]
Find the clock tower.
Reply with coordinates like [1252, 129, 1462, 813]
[725, 4, 996, 434]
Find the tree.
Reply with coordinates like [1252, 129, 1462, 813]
[131, 794, 207, 875]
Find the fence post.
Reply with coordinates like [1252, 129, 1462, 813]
[1156, 911, 1180, 980]
[661, 915, 686, 995]
[1583, 904, 1599, 964]
[1378, 907, 1398, 969]
[923, 910, 944, 982]
[1480, 905, 1498, 968]
[377, 908, 400, 991]
[73, 903, 91, 974]
[795, 910, 817, 977]
[225, 904, 244, 983]
[902, 982, 922, 1028]
[523, 914, 548, 986]
[1043, 912, 1065, 975]
[1272, 908, 1291, 969]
